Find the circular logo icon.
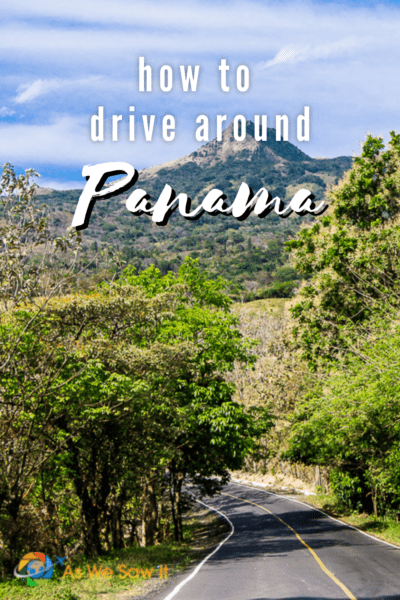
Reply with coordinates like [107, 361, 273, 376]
[14, 552, 53, 583]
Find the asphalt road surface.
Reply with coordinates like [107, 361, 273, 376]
[151, 481, 400, 600]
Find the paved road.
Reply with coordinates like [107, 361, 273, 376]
[151, 481, 400, 600]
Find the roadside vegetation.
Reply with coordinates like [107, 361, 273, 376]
[1, 128, 400, 593]
[299, 488, 400, 547]
[276, 132, 400, 519]
[0, 507, 229, 600]
[0, 164, 270, 582]
[227, 132, 400, 532]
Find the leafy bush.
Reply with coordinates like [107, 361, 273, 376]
[329, 469, 365, 513]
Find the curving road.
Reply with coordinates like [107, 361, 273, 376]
[151, 481, 400, 600]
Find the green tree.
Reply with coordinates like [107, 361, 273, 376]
[0, 164, 125, 564]
[0, 163, 272, 562]
[283, 133, 400, 515]
[286, 132, 400, 368]
[122, 259, 272, 540]
[285, 323, 400, 515]
[0, 283, 192, 560]
[0, 164, 86, 567]
[0, 257, 271, 563]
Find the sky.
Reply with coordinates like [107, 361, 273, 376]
[1, 0, 400, 189]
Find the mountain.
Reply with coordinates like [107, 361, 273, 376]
[141, 121, 310, 176]
[36, 122, 353, 299]
[137, 121, 350, 203]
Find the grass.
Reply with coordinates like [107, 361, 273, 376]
[0, 508, 226, 600]
[233, 297, 287, 316]
[302, 490, 400, 547]
[1, 542, 182, 600]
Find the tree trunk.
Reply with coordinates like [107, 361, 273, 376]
[69, 453, 103, 556]
[315, 465, 322, 489]
[141, 479, 158, 546]
[111, 503, 124, 550]
[372, 486, 378, 517]
[4, 496, 23, 569]
[170, 473, 184, 542]
[158, 493, 169, 542]
[81, 495, 102, 557]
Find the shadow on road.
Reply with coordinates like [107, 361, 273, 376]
[204, 493, 366, 564]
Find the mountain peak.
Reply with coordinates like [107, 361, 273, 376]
[140, 120, 311, 178]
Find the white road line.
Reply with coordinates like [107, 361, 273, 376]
[162, 498, 234, 600]
[231, 479, 400, 551]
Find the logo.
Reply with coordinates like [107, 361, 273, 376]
[14, 552, 66, 587]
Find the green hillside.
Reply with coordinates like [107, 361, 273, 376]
[37, 121, 352, 299]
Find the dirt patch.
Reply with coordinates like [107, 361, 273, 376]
[230, 469, 316, 496]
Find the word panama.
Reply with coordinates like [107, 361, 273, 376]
[62, 563, 168, 580]
[71, 162, 326, 230]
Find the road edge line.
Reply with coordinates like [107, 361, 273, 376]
[223, 490, 357, 600]
[162, 497, 234, 600]
[231, 479, 400, 551]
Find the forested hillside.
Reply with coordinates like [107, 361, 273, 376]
[37, 121, 352, 300]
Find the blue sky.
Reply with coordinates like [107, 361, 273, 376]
[1, 0, 400, 189]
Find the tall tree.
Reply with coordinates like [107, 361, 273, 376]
[285, 323, 400, 515]
[122, 259, 271, 541]
[286, 132, 400, 368]
[283, 132, 400, 515]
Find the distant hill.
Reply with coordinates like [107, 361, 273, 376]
[141, 121, 311, 177]
[37, 121, 353, 299]
[137, 121, 350, 203]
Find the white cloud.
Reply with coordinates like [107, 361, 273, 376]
[0, 106, 15, 117]
[2, 0, 400, 36]
[0, 0, 315, 30]
[259, 37, 362, 69]
[0, 25, 271, 60]
[0, 117, 89, 165]
[1, 0, 400, 181]
[0, 3, 398, 88]
[36, 178, 86, 190]
[15, 76, 104, 103]
[0, 115, 198, 169]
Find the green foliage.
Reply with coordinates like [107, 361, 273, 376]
[283, 133, 400, 515]
[0, 180, 272, 567]
[287, 131, 400, 367]
[31, 124, 352, 300]
[332, 133, 400, 227]
[260, 280, 299, 299]
[285, 322, 400, 514]
[120, 258, 272, 480]
[329, 470, 364, 513]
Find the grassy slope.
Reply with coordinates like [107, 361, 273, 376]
[301, 490, 400, 547]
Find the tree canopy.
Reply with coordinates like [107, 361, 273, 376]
[0, 164, 272, 569]
[284, 132, 400, 515]
[286, 132, 400, 368]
